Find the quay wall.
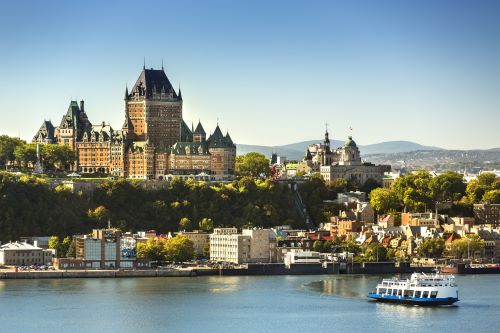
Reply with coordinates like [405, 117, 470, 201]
[0, 263, 439, 280]
[0, 269, 194, 279]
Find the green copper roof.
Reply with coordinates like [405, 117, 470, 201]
[345, 136, 357, 147]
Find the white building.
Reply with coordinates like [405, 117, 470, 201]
[0, 241, 53, 266]
[284, 251, 320, 267]
[209, 228, 271, 264]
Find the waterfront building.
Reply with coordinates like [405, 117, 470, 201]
[33, 65, 236, 180]
[209, 228, 272, 264]
[177, 231, 210, 257]
[54, 229, 148, 270]
[284, 251, 320, 267]
[0, 242, 53, 266]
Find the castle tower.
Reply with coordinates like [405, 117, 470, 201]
[124, 66, 183, 147]
[193, 121, 206, 143]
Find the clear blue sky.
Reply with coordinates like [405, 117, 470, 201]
[1, 0, 499, 149]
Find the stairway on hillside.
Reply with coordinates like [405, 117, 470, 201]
[290, 182, 315, 230]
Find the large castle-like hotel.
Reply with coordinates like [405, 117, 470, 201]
[33, 65, 236, 180]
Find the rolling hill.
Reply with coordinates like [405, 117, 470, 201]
[236, 139, 442, 160]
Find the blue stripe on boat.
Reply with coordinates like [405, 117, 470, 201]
[367, 293, 458, 303]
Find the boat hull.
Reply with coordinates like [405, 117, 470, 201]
[367, 293, 459, 306]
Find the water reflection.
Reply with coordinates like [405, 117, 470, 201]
[307, 276, 376, 299]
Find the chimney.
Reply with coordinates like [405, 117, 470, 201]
[80, 100, 85, 112]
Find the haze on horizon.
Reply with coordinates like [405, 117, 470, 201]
[0, 0, 499, 150]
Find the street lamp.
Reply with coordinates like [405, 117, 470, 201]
[467, 237, 471, 260]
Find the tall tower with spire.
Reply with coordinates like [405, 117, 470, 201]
[324, 122, 330, 152]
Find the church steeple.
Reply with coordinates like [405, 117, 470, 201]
[324, 122, 330, 150]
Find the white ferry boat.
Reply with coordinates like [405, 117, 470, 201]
[367, 271, 459, 305]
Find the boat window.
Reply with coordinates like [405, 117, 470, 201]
[422, 291, 429, 298]
[414, 291, 421, 298]
[392, 289, 397, 296]
[404, 290, 413, 297]
[379, 288, 387, 294]
[397, 290, 402, 296]
[430, 291, 438, 298]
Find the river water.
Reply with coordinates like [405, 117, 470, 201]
[1, 274, 499, 332]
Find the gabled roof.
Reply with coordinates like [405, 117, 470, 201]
[180, 120, 193, 142]
[128, 68, 180, 100]
[225, 132, 233, 146]
[0, 241, 42, 251]
[207, 125, 235, 148]
[33, 120, 55, 142]
[58, 100, 91, 136]
[194, 121, 206, 135]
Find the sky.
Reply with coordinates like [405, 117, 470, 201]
[0, 0, 499, 150]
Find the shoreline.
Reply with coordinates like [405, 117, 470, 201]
[2, 262, 499, 280]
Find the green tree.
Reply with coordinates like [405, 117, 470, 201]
[322, 240, 335, 253]
[482, 189, 500, 204]
[361, 178, 382, 194]
[418, 238, 445, 258]
[203, 242, 210, 259]
[313, 240, 323, 252]
[88, 206, 110, 228]
[165, 236, 195, 262]
[41, 144, 76, 171]
[235, 152, 271, 178]
[48, 236, 61, 257]
[363, 243, 388, 262]
[369, 188, 399, 214]
[0, 135, 25, 169]
[343, 240, 362, 256]
[13, 144, 37, 170]
[199, 218, 214, 231]
[429, 171, 466, 202]
[363, 243, 387, 262]
[66, 239, 76, 258]
[393, 170, 433, 212]
[136, 238, 168, 262]
[477, 173, 497, 187]
[179, 217, 192, 231]
[60, 236, 72, 258]
[449, 234, 485, 259]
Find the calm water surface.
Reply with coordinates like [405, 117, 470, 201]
[0, 274, 499, 332]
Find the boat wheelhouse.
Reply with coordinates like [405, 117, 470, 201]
[367, 272, 459, 306]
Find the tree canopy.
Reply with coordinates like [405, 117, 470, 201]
[0, 172, 302, 243]
[235, 152, 271, 178]
[369, 188, 399, 213]
[418, 238, 445, 258]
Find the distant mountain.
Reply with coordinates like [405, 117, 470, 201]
[236, 139, 442, 160]
[359, 141, 442, 155]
